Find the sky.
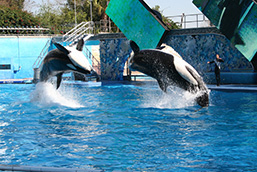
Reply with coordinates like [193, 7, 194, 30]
[29, 0, 202, 17]
[144, 0, 201, 17]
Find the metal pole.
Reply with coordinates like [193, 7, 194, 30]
[107, 1, 111, 32]
[89, 0, 93, 22]
[74, 0, 77, 26]
[196, 14, 198, 28]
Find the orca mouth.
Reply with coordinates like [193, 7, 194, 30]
[75, 67, 91, 75]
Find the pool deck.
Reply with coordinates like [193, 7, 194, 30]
[0, 78, 33, 84]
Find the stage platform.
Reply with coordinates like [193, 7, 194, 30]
[0, 78, 33, 84]
[207, 84, 257, 92]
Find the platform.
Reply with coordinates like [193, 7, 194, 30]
[207, 84, 257, 92]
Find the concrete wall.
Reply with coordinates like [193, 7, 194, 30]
[164, 32, 253, 74]
[98, 30, 254, 84]
[163, 31, 254, 84]
[100, 38, 131, 80]
[0, 30, 255, 85]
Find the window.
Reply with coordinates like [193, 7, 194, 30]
[0, 64, 11, 70]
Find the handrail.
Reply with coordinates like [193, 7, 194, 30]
[32, 39, 51, 68]
[62, 21, 93, 43]
[63, 22, 87, 37]
[64, 27, 93, 44]
[167, 13, 214, 29]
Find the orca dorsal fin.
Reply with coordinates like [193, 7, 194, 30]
[130, 40, 140, 53]
[56, 73, 63, 89]
[76, 39, 84, 51]
[54, 42, 70, 55]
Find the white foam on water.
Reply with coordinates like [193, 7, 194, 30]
[142, 86, 202, 109]
[30, 82, 84, 108]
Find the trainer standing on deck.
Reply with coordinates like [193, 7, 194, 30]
[208, 54, 224, 86]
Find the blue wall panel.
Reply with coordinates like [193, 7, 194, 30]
[0, 36, 51, 79]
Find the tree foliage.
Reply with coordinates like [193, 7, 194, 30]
[0, 5, 39, 27]
[64, 0, 108, 23]
[33, 0, 109, 34]
[152, 5, 180, 30]
[0, 0, 25, 10]
[36, 4, 64, 34]
[0, 0, 179, 35]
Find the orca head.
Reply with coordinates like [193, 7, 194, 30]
[196, 92, 209, 107]
[54, 40, 93, 75]
[65, 46, 93, 74]
[129, 40, 157, 76]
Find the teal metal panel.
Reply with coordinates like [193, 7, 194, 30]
[106, 0, 169, 50]
[193, 0, 257, 61]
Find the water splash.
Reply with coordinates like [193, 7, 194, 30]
[30, 82, 84, 108]
[142, 86, 203, 109]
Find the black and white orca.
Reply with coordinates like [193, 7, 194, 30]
[129, 40, 209, 107]
[39, 39, 97, 89]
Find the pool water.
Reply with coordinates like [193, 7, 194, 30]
[0, 82, 257, 171]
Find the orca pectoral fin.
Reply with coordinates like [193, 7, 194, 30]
[157, 80, 167, 92]
[54, 43, 70, 55]
[56, 73, 63, 89]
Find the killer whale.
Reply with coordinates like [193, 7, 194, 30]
[129, 41, 209, 107]
[39, 39, 97, 89]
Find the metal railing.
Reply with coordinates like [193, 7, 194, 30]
[32, 39, 51, 69]
[0, 26, 50, 35]
[93, 19, 119, 34]
[82, 45, 101, 76]
[62, 21, 94, 44]
[167, 13, 214, 29]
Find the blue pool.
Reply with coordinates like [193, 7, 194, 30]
[0, 82, 257, 171]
